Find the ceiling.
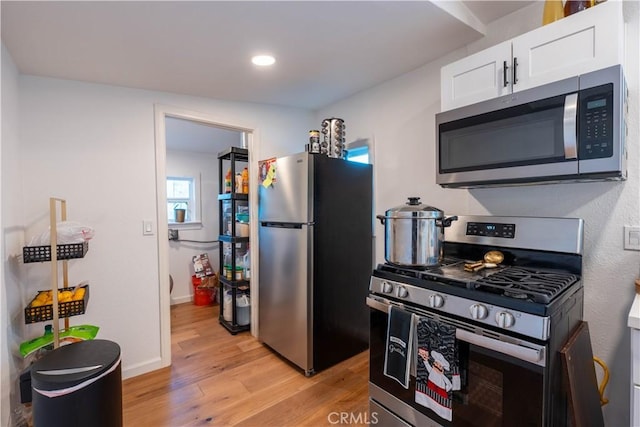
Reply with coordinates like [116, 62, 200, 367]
[1, 1, 535, 111]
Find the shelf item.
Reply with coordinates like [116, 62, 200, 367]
[23, 242, 88, 263]
[218, 147, 250, 334]
[24, 285, 90, 324]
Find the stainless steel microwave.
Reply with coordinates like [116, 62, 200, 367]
[436, 65, 627, 188]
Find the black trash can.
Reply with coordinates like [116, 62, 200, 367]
[31, 339, 122, 427]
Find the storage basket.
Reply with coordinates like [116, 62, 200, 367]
[25, 285, 90, 324]
[23, 242, 88, 263]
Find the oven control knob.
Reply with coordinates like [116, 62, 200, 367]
[428, 294, 444, 308]
[495, 311, 515, 328]
[470, 303, 488, 320]
[381, 282, 393, 294]
[397, 286, 409, 298]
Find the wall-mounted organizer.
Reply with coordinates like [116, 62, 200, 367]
[217, 147, 250, 334]
[22, 198, 90, 347]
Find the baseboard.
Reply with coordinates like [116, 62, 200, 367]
[170, 294, 192, 305]
[122, 356, 165, 379]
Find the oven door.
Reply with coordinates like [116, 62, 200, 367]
[368, 295, 547, 427]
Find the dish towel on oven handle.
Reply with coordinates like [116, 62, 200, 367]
[414, 316, 460, 422]
[383, 305, 415, 389]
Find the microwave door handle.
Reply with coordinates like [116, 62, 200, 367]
[563, 93, 578, 159]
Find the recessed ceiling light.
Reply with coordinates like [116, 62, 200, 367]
[251, 55, 276, 66]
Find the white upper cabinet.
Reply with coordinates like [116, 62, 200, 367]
[441, 1, 623, 112]
[440, 41, 512, 112]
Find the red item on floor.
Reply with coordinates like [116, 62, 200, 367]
[192, 275, 213, 306]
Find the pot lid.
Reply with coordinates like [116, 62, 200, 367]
[384, 197, 444, 219]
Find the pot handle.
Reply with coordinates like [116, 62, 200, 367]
[376, 215, 386, 225]
[438, 215, 458, 228]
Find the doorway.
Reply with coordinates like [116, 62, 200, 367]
[154, 104, 255, 369]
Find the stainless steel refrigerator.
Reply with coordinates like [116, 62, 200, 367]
[258, 152, 372, 375]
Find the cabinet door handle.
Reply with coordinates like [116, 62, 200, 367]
[513, 57, 518, 85]
[503, 60, 509, 87]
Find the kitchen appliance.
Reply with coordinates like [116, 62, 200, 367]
[376, 198, 458, 267]
[258, 151, 372, 375]
[436, 64, 627, 188]
[368, 215, 584, 426]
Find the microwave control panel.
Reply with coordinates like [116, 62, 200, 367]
[466, 222, 515, 239]
[579, 83, 614, 159]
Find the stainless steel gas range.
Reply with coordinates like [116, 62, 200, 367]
[367, 215, 584, 427]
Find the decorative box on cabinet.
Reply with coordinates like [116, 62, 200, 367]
[217, 147, 250, 335]
[441, 0, 623, 111]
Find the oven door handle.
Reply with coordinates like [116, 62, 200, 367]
[367, 296, 545, 366]
[455, 329, 543, 365]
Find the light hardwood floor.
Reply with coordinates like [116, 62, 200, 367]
[122, 302, 370, 426]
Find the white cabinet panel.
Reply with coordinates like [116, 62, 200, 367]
[440, 1, 623, 112]
[513, 1, 623, 93]
[440, 42, 511, 111]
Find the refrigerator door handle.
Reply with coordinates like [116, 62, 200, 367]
[260, 221, 314, 228]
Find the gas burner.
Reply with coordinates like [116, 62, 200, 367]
[474, 267, 579, 304]
[503, 288, 530, 300]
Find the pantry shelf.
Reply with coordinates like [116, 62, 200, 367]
[218, 147, 250, 335]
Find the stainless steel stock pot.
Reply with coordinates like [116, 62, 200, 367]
[376, 197, 457, 267]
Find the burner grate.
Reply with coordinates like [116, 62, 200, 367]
[376, 258, 460, 276]
[473, 267, 579, 304]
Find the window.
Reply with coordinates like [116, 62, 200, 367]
[167, 176, 199, 223]
[347, 145, 370, 164]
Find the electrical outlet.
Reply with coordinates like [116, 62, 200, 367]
[168, 229, 179, 241]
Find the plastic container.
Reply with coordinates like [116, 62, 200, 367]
[223, 288, 233, 322]
[243, 250, 251, 280]
[241, 168, 249, 193]
[192, 275, 213, 306]
[224, 169, 232, 193]
[236, 294, 251, 326]
[236, 222, 249, 237]
[31, 339, 122, 427]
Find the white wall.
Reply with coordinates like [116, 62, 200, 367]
[15, 74, 312, 386]
[1, 44, 26, 426]
[317, 3, 639, 426]
[166, 149, 221, 305]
